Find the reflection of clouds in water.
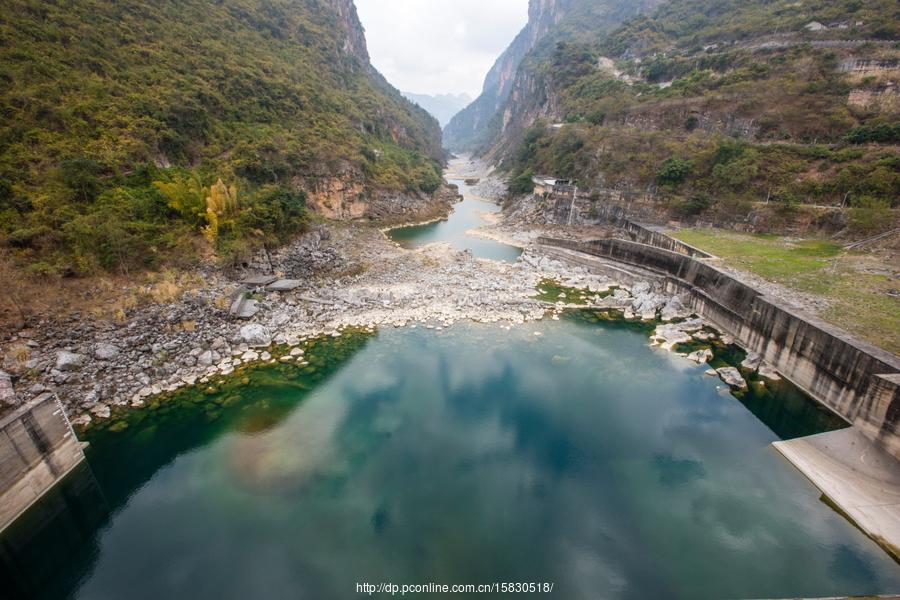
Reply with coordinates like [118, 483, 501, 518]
[223, 346, 411, 494]
[75, 320, 900, 599]
[561, 540, 627, 598]
[225, 390, 347, 493]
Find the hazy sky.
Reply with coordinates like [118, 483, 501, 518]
[355, 0, 529, 98]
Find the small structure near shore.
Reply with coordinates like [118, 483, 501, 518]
[230, 276, 302, 319]
[0, 392, 87, 532]
[532, 175, 575, 197]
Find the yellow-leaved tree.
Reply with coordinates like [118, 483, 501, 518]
[203, 178, 240, 243]
[153, 175, 207, 227]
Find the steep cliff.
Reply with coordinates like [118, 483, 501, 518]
[442, 0, 577, 152]
[444, 0, 660, 153]
[0, 0, 444, 274]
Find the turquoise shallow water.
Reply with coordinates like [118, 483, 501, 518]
[387, 174, 522, 261]
[2, 315, 899, 599]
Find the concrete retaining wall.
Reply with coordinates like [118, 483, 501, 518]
[548, 195, 711, 258]
[621, 221, 712, 258]
[0, 393, 87, 531]
[538, 236, 900, 458]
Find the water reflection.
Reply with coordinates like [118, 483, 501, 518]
[0, 463, 108, 600]
[2, 319, 897, 600]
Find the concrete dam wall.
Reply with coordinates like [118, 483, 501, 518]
[0, 393, 87, 531]
[538, 236, 900, 458]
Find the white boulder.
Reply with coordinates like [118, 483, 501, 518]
[94, 343, 120, 360]
[56, 351, 84, 372]
[239, 324, 272, 348]
[716, 367, 748, 390]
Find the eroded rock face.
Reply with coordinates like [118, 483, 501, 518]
[302, 175, 368, 220]
[239, 324, 272, 348]
[56, 351, 84, 372]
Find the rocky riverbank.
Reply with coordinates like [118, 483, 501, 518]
[1, 215, 712, 427]
[0, 157, 769, 427]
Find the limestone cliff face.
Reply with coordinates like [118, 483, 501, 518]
[443, 0, 575, 152]
[300, 0, 444, 219]
[325, 0, 370, 63]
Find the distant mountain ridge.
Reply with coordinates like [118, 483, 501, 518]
[403, 92, 472, 128]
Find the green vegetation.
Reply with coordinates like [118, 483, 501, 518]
[0, 0, 442, 275]
[670, 228, 900, 353]
[501, 0, 899, 224]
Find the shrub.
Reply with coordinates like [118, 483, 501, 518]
[508, 169, 535, 195]
[678, 194, 714, 216]
[844, 123, 900, 144]
[657, 157, 693, 186]
[58, 158, 105, 203]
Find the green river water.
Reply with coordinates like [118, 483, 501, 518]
[2, 313, 899, 599]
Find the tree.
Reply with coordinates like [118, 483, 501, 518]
[203, 179, 240, 244]
[154, 175, 207, 227]
[508, 169, 535, 195]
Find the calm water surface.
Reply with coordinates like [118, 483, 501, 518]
[387, 162, 522, 261]
[3, 314, 899, 599]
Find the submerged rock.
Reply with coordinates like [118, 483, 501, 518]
[716, 367, 748, 390]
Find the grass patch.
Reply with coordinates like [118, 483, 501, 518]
[670, 228, 900, 354]
[533, 279, 616, 304]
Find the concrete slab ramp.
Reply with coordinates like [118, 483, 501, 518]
[773, 427, 900, 561]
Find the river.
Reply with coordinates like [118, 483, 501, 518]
[387, 157, 522, 261]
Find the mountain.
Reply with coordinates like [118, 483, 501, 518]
[0, 0, 444, 275]
[443, 0, 661, 152]
[402, 92, 472, 128]
[494, 0, 899, 222]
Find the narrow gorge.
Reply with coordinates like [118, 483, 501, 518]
[1, 0, 899, 598]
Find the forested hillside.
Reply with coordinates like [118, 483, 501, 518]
[0, 0, 443, 275]
[490, 0, 899, 228]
